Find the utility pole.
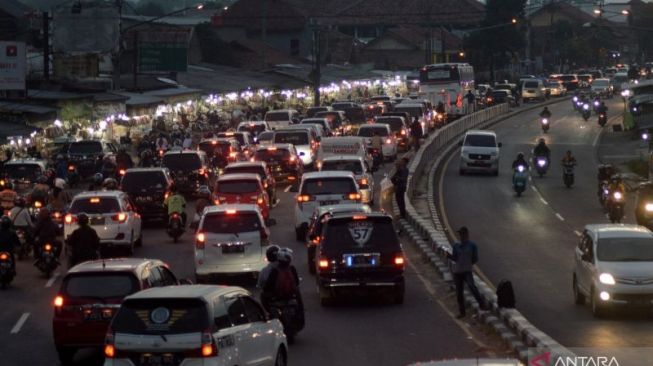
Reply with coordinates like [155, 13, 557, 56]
[440, 27, 446, 63]
[311, 18, 321, 107]
[132, 32, 138, 90]
[113, 0, 123, 90]
[43, 12, 49, 81]
[261, 0, 268, 69]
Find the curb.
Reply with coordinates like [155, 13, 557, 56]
[399, 98, 575, 363]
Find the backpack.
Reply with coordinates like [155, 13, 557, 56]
[274, 268, 297, 299]
[496, 279, 516, 308]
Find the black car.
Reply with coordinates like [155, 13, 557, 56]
[315, 212, 405, 306]
[120, 168, 174, 221]
[67, 140, 118, 179]
[252, 144, 303, 184]
[161, 150, 213, 194]
[197, 138, 242, 170]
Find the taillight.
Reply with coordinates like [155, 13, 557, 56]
[0, 253, 8, 261]
[119, 169, 126, 176]
[297, 194, 311, 202]
[64, 214, 75, 224]
[111, 212, 127, 223]
[394, 255, 405, 268]
[44, 243, 52, 252]
[318, 258, 329, 270]
[358, 178, 368, 187]
[68, 165, 75, 171]
[347, 193, 361, 201]
[257, 195, 264, 205]
[186, 330, 218, 358]
[196, 232, 205, 249]
[385, 138, 392, 144]
[104, 327, 115, 358]
[54, 295, 64, 307]
[289, 156, 296, 163]
[198, 168, 206, 176]
[401, 129, 406, 135]
[311, 235, 321, 244]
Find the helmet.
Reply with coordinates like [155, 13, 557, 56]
[266, 245, 280, 262]
[77, 213, 89, 226]
[538, 138, 545, 144]
[276, 247, 293, 264]
[103, 178, 118, 190]
[93, 173, 104, 184]
[517, 152, 524, 159]
[0, 216, 11, 230]
[611, 174, 622, 183]
[56, 154, 64, 160]
[198, 185, 211, 199]
[13, 196, 26, 207]
[54, 178, 66, 189]
[36, 175, 47, 184]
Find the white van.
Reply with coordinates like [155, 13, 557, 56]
[521, 79, 546, 102]
[316, 136, 372, 169]
[264, 109, 300, 130]
[458, 130, 501, 176]
[394, 103, 430, 136]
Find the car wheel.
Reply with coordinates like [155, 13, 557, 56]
[275, 347, 287, 366]
[573, 275, 585, 305]
[56, 346, 76, 365]
[591, 288, 607, 318]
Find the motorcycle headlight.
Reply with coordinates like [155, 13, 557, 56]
[517, 165, 525, 172]
[537, 159, 546, 167]
[542, 118, 548, 124]
[599, 273, 616, 285]
[583, 105, 590, 110]
[573, 96, 578, 102]
[613, 191, 623, 200]
[645, 203, 653, 212]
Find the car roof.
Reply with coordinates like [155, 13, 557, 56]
[126, 284, 248, 300]
[359, 124, 390, 130]
[266, 109, 296, 113]
[301, 118, 328, 122]
[74, 190, 124, 199]
[164, 150, 206, 156]
[321, 136, 365, 144]
[321, 155, 365, 163]
[255, 143, 293, 151]
[5, 158, 47, 166]
[586, 224, 653, 239]
[66, 258, 161, 275]
[199, 138, 232, 144]
[217, 173, 261, 182]
[328, 211, 393, 221]
[315, 203, 372, 216]
[465, 129, 496, 136]
[124, 167, 168, 174]
[203, 204, 261, 214]
[225, 161, 267, 169]
[302, 171, 356, 180]
[238, 121, 267, 125]
[275, 127, 310, 133]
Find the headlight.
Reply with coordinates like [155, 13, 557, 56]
[645, 203, 653, 212]
[517, 165, 525, 172]
[583, 104, 590, 110]
[541, 118, 548, 124]
[599, 273, 616, 285]
[537, 159, 546, 167]
[573, 96, 578, 102]
[613, 191, 623, 200]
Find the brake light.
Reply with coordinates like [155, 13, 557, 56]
[44, 243, 52, 252]
[164, 192, 170, 199]
[198, 168, 205, 176]
[211, 140, 218, 145]
[358, 178, 368, 186]
[112, 213, 127, 223]
[53, 212, 61, 219]
[288, 176, 296, 181]
[104, 327, 115, 358]
[394, 255, 405, 267]
[64, 214, 75, 224]
[264, 182, 268, 188]
[34, 201, 42, 208]
[54, 295, 64, 307]
[267, 147, 277, 151]
[201, 330, 218, 357]
[119, 169, 126, 176]
[289, 156, 296, 162]
[196, 232, 205, 249]
[257, 195, 264, 205]
[401, 129, 406, 135]
[226, 210, 237, 215]
[385, 138, 392, 144]
[0, 253, 8, 260]
[68, 165, 75, 171]
[229, 152, 237, 158]
[90, 197, 100, 203]
[352, 215, 367, 220]
[159, 149, 164, 156]
[297, 195, 311, 202]
[311, 235, 321, 244]
[347, 193, 361, 201]
[318, 258, 329, 269]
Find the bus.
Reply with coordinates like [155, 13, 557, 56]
[419, 63, 475, 118]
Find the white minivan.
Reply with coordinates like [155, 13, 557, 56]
[521, 79, 546, 102]
[264, 109, 300, 130]
[194, 204, 270, 283]
[458, 130, 501, 176]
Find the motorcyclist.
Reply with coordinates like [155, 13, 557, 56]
[101, 156, 117, 179]
[102, 177, 118, 191]
[261, 248, 303, 318]
[116, 148, 134, 171]
[0, 181, 17, 214]
[182, 133, 193, 149]
[410, 116, 423, 152]
[257, 245, 280, 289]
[33, 208, 61, 259]
[194, 185, 213, 221]
[533, 138, 551, 159]
[435, 101, 446, 115]
[9, 197, 33, 231]
[561, 150, 577, 168]
[55, 154, 68, 179]
[48, 179, 71, 213]
[0, 216, 20, 275]
[155, 133, 169, 151]
[597, 101, 608, 114]
[608, 175, 626, 197]
[539, 106, 552, 119]
[65, 213, 100, 268]
[139, 149, 155, 167]
[88, 173, 104, 191]
[30, 176, 50, 205]
[163, 184, 187, 225]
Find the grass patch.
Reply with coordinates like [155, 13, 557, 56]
[626, 159, 648, 178]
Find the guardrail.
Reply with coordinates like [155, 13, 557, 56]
[399, 101, 575, 362]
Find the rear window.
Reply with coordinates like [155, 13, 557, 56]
[265, 111, 289, 121]
[237, 124, 266, 136]
[274, 132, 309, 145]
[492, 91, 508, 98]
[376, 118, 403, 131]
[323, 218, 399, 252]
[216, 180, 259, 194]
[302, 177, 356, 195]
[162, 154, 202, 171]
[257, 131, 274, 143]
[394, 106, 423, 117]
[301, 120, 327, 129]
[111, 298, 209, 335]
[321, 160, 363, 175]
[63, 273, 138, 299]
[332, 103, 352, 111]
[201, 212, 261, 233]
[218, 133, 245, 146]
[122, 171, 167, 192]
[358, 127, 389, 137]
[255, 149, 290, 160]
[4, 164, 42, 180]
[68, 141, 102, 155]
[70, 197, 120, 214]
[524, 81, 539, 88]
[199, 142, 231, 157]
[593, 80, 610, 87]
[560, 75, 576, 81]
[224, 166, 265, 179]
[464, 134, 496, 147]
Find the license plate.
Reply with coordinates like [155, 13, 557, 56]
[139, 354, 176, 366]
[320, 200, 340, 206]
[0, 262, 10, 268]
[83, 310, 102, 321]
[343, 253, 380, 268]
[136, 196, 153, 202]
[222, 244, 245, 254]
[91, 217, 105, 225]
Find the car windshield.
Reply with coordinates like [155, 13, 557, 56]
[68, 141, 102, 155]
[464, 134, 496, 147]
[122, 172, 167, 192]
[524, 81, 539, 88]
[70, 197, 120, 214]
[199, 142, 231, 157]
[4, 164, 42, 180]
[321, 160, 363, 175]
[332, 103, 352, 111]
[375, 118, 403, 132]
[593, 80, 610, 87]
[597, 237, 653, 261]
[257, 131, 274, 143]
[323, 218, 399, 252]
[302, 178, 356, 195]
[162, 154, 202, 171]
[546, 82, 560, 88]
[237, 124, 266, 136]
[224, 166, 266, 179]
[358, 127, 388, 137]
[255, 149, 290, 161]
[265, 112, 289, 121]
[201, 212, 261, 233]
[216, 180, 259, 194]
[111, 298, 209, 335]
[63, 274, 138, 299]
[274, 132, 309, 145]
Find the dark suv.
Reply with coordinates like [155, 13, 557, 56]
[198, 138, 242, 170]
[52, 258, 181, 364]
[315, 212, 405, 306]
[120, 168, 174, 221]
[67, 140, 118, 178]
[161, 150, 213, 194]
[252, 144, 303, 184]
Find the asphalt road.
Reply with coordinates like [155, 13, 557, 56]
[0, 148, 502, 365]
[442, 97, 653, 348]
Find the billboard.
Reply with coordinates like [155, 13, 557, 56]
[0, 41, 27, 91]
[138, 30, 191, 73]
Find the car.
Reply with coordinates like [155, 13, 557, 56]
[104, 285, 287, 366]
[306, 105, 333, 118]
[316, 136, 373, 170]
[394, 103, 430, 136]
[300, 117, 333, 136]
[236, 120, 270, 140]
[375, 116, 410, 151]
[305, 203, 372, 273]
[487, 90, 516, 107]
[293, 171, 361, 240]
[162, 150, 213, 194]
[223, 161, 277, 207]
[559, 74, 579, 91]
[252, 144, 303, 184]
[272, 128, 318, 168]
[612, 72, 629, 92]
[315, 110, 348, 134]
[521, 79, 547, 102]
[213, 173, 270, 222]
[591, 78, 614, 98]
[573, 224, 653, 317]
[2, 158, 47, 193]
[546, 80, 566, 97]
[256, 131, 274, 144]
[319, 155, 375, 204]
[577, 74, 593, 88]
[315, 212, 405, 305]
[194, 205, 270, 282]
[458, 130, 501, 176]
[64, 191, 143, 254]
[357, 124, 398, 161]
[67, 140, 118, 178]
[264, 108, 300, 129]
[363, 103, 388, 121]
[281, 123, 325, 141]
[53, 258, 181, 364]
[216, 131, 255, 157]
[198, 138, 243, 168]
[120, 168, 174, 221]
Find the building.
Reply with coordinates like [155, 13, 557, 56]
[0, 0, 35, 42]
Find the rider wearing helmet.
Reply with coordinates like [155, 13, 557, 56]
[194, 185, 213, 219]
[0, 215, 20, 274]
[0, 181, 17, 213]
[9, 196, 33, 231]
[261, 247, 304, 328]
[539, 106, 551, 119]
[88, 173, 104, 191]
[257, 245, 280, 289]
[512, 152, 529, 170]
[139, 149, 155, 168]
[48, 179, 71, 213]
[31, 176, 50, 205]
[116, 147, 134, 172]
[33, 208, 61, 259]
[533, 138, 551, 159]
[163, 184, 187, 225]
[102, 177, 118, 190]
[608, 174, 626, 196]
[66, 213, 100, 267]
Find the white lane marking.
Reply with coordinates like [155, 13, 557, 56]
[540, 198, 548, 205]
[284, 185, 292, 193]
[45, 273, 59, 288]
[555, 213, 565, 221]
[10, 313, 30, 334]
[574, 230, 582, 237]
[531, 185, 538, 192]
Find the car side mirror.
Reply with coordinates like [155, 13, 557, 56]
[498, 142, 503, 148]
[179, 278, 193, 285]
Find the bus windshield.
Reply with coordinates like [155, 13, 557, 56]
[420, 67, 458, 83]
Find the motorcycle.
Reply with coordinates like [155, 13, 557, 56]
[608, 191, 625, 223]
[0, 252, 14, 288]
[593, 99, 601, 114]
[582, 104, 591, 121]
[367, 147, 382, 171]
[34, 242, 59, 278]
[513, 165, 528, 197]
[541, 118, 550, 133]
[167, 212, 184, 243]
[15, 228, 32, 260]
[269, 298, 304, 344]
[598, 113, 607, 127]
[534, 156, 549, 177]
[599, 181, 610, 207]
[66, 164, 80, 188]
[562, 162, 575, 188]
[572, 96, 579, 110]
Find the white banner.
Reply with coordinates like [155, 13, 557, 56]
[0, 41, 26, 91]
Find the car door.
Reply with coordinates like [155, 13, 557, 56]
[224, 295, 257, 366]
[156, 266, 178, 286]
[577, 232, 595, 294]
[241, 296, 275, 365]
[123, 197, 141, 242]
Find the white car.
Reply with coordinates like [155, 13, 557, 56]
[573, 224, 653, 317]
[264, 108, 300, 129]
[237, 120, 270, 141]
[194, 204, 270, 282]
[64, 191, 142, 254]
[273, 128, 317, 168]
[458, 130, 501, 176]
[293, 171, 361, 240]
[104, 285, 288, 366]
[357, 124, 398, 160]
[319, 155, 375, 204]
